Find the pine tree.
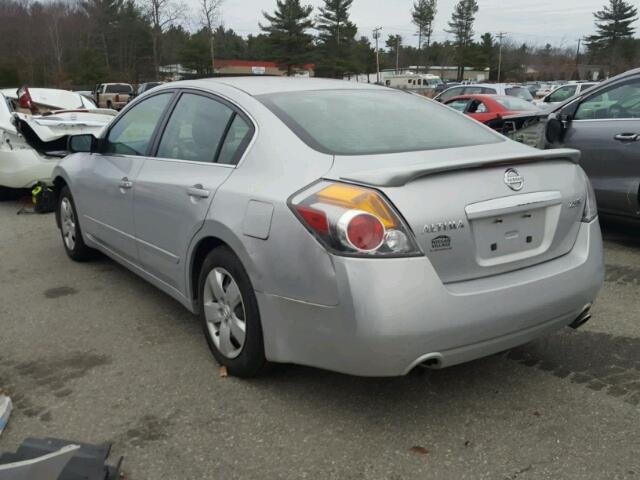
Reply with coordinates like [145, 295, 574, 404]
[412, 0, 437, 71]
[385, 34, 403, 73]
[445, 0, 478, 81]
[260, 0, 315, 76]
[315, 0, 358, 78]
[586, 0, 638, 71]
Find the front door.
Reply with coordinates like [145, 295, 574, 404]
[564, 78, 640, 219]
[77, 92, 174, 262]
[133, 91, 254, 292]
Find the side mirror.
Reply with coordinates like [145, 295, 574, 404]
[68, 134, 97, 153]
[545, 113, 567, 144]
[502, 120, 518, 135]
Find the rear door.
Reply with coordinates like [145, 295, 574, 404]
[76, 91, 174, 262]
[132, 90, 254, 291]
[563, 78, 640, 219]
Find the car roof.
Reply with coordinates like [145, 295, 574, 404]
[168, 77, 387, 96]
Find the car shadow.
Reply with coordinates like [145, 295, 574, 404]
[600, 218, 640, 248]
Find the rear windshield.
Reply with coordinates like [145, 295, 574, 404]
[494, 96, 539, 111]
[106, 84, 133, 94]
[505, 87, 533, 101]
[258, 89, 502, 155]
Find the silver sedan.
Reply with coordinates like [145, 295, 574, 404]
[52, 78, 604, 377]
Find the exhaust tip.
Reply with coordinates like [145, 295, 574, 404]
[420, 356, 443, 370]
[570, 304, 592, 329]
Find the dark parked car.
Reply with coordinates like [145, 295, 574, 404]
[509, 68, 640, 223]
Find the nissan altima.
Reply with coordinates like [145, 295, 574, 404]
[52, 78, 604, 377]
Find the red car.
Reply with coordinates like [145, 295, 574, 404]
[444, 94, 540, 128]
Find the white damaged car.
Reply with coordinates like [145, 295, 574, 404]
[0, 87, 117, 190]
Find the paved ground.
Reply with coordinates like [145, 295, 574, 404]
[0, 194, 639, 480]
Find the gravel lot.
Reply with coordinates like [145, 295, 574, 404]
[0, 194, 639, 479]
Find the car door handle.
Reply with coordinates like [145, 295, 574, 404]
[119, 178, 133, 189]
[614, 133, 639, 142]
[187, 185, 210, 199]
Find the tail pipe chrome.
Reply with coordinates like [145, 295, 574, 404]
[569, 304, 592, 330]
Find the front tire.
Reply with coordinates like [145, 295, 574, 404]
[198, 246, 268, 377]
[58, 186, 95, 262]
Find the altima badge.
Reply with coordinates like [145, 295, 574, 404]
[423, 221, 465, 234]
[504, 168, 524, 191]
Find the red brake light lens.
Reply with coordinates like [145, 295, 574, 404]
[297, 205, 329, 235]
[340, 211, 385, 252]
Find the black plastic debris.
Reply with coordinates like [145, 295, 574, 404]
[0, 437, 123, 480]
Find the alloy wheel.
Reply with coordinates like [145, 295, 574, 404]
[60, 197, 76, 251]
[203, 267, 246, 359]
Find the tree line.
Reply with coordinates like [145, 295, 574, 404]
[0, 0, 638, 89]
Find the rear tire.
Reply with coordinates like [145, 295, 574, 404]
[58, 186, 95, 262]
[198, 246, 268, 377]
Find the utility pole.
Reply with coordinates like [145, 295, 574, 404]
[395, 36, 401, 74]
[496, 32, 506, 83]
[373, 27, 382, 84]
[575, 38, 581, 79]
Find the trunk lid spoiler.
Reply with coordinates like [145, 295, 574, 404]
[332, 147, 580, 188]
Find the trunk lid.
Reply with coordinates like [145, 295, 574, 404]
[325, 143, 585, 283]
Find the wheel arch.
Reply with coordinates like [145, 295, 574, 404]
[187, 224, 259, 305]
[52, 175, 69, 228]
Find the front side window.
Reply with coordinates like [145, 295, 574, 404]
[104, 93, 172, 156]
[575, 80, 640, 120]
[157, 93, 234, 163]
[259, 89, 502, 155]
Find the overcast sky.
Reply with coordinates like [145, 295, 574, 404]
[214, 0, 605, 49]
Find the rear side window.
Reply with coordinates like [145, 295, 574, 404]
[105, 93, 172, 156]
[439, 87, 463, 101]
[157, 93, 234, 163]
[258, 89, 502, 155]
[217, 116, 253, 165]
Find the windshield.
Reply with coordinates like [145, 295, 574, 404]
[505, 87, 533, 101]
[258, 89, 502, 156]
[494, 96, 539, 111]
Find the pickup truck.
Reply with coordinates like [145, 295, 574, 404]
[94, 83, 134, 110]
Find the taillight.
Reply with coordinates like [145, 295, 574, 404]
[289, 181, 422, 257]
[581, 172, 598, 223]
[17, 85, 33, 109]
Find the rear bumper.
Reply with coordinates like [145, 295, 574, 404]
[0, 149, 56, 188]
[258, 220, 604, 377]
